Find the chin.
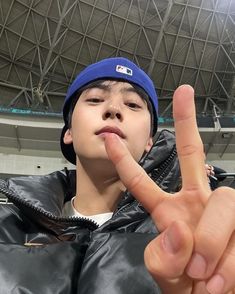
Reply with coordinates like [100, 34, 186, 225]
[78, 152, 112, 167]
[80, 156, 119, 177]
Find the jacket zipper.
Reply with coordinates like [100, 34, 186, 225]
[0, 180, 99, 230]
[153, 146, 177, 185]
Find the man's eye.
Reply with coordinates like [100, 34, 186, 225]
[126, 102, 141, 109]
[87, 98, 103, 103]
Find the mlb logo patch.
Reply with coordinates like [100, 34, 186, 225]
[116, 65, 133, 76]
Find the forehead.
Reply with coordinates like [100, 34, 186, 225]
[82, 80, 135, 93]
[98, 80, 133, 87]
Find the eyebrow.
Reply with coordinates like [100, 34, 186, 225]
[87, 84, 110, 91]
[85, 83, 142, 96]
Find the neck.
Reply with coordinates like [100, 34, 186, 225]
[73, 158, 125, 216]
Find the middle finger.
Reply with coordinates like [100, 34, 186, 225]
[173, 85, 210, 195]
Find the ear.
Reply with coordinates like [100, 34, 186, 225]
[63, 128, 73, 145]
[145, 137, 153, 152]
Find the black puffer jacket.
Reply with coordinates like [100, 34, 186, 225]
[0, 130, 180, 294]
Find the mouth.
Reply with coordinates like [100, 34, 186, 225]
[95, 126, 126, 139]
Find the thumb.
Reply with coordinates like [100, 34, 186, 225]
[144, 221, 193, 293]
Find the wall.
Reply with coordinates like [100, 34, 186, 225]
[0, 152, 74, 177]
[0, 151, 234, 178]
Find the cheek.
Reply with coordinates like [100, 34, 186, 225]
[135, 115, 151, 138]
[71, 108, 94, 132]
[71, 107, 100, 148]
[128, 117, 152, 160]
[70, 114, 87, 147]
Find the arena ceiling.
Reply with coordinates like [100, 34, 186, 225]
[0, 0, 234, 159]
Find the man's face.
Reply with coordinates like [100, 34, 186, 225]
[64, 81, 153, 163]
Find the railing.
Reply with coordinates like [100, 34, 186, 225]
[216, 173, 235, 188]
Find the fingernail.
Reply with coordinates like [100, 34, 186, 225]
[187, 253, 207, 278]
[206, 274, 224, 294]
[162, 224, 181, 254]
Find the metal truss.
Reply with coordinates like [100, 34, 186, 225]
[0, 0, 234, 119]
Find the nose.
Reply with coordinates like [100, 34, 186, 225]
[102, 102, 123, 121]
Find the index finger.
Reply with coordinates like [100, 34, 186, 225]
[105, 133, 168, 213]
[173, 85, 209, 193]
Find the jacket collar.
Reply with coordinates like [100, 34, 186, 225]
[3, 169, 75, 217]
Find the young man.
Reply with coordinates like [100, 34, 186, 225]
[0, 57, 234, 294]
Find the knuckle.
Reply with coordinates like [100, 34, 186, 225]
[214, 186, 235, 198]
[127, 170, 145, 192]
[197, 229, 218, 244]
[177, 144, 203, 157]
[144, 240, 184, 279]
[195, 229, 221, 254]
[212, 187, 235, 211]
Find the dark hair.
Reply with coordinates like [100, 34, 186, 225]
[67, 79, 154, 134]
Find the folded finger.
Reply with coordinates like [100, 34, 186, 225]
[206, 232, 235, 294]
[186, 187, 235, 280]
[104, 133, 168, 213]
[144, 221, 193, 293]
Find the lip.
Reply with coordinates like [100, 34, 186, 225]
[95, 126, 126, 139]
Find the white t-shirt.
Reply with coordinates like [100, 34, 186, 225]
[62, 197, 113, 227]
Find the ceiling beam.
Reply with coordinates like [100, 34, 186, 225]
[147, 0, 173, 76]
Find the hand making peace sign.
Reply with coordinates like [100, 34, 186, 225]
[105, 85, 235, 294]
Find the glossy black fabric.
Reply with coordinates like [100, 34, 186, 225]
[0, 130, 180, 294]
[0, 241, 88, 294]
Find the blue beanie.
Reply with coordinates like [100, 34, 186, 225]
[61, 57, 158, 164]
